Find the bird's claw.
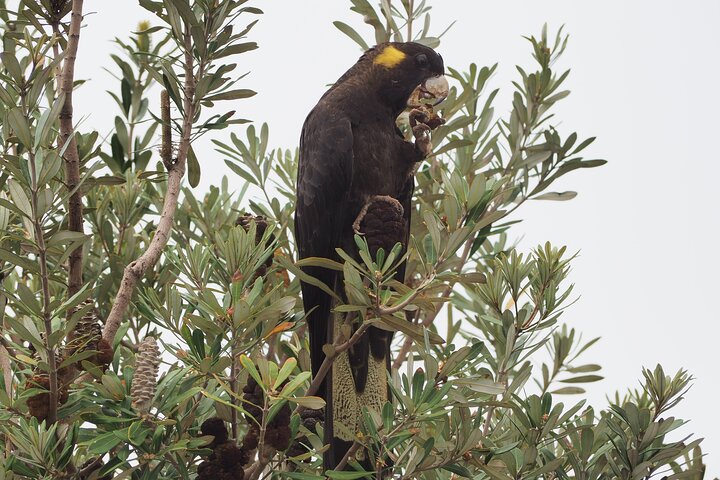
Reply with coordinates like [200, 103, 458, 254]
[413, 123, 432, 157]
[409, 106, 445, 158]
[409, 108, 429, 128]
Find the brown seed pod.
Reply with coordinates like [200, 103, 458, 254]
[235, 213, 274, 278]
[66, 300, 114, 371]
[201, 417, 229, 449]
[25, 373, 69, 422]
[130, 337, 160, 413]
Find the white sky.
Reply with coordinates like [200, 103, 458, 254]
[72, 0, 719, 474]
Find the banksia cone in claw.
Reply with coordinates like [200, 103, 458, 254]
[131, 336, 160, 413]
[352, 195, 405, 257]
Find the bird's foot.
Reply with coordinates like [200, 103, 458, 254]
[409, 107, 430, 128]
[412, 123, 432, 158]
[409, 107, 445, 158]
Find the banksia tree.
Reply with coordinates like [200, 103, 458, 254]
[0, 0, 712, 479]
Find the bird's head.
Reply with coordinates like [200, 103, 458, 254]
[367, 42, 449, 116]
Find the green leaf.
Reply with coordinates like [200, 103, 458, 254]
[453, 377, 505, 395]
[47, 230, 88, 248]
[87, 431, 124, 455]
[204, 89, 256, 102]
[277, 256, 340, 302]
[282, 474, 324, 480]
[441, 463, 474, 478]
[552, 386, 585, 395]
[371, 316, 444, 345]
[526, 457, 564, 476]
[8, 179, 31, 218]
[567, 364, 602, 373]
[292, 396, 326, 409]
[295, 257, 344, 271]
[216, 42, 259, 58]
[38, 150, 62, 186]
[325, 471, 372, 479]
[239, 355, 264, 388]
[534, 191, 577, 201]
[274, 357, 297, 390]
[560, 374, 603, 384]
[333, 21, 370, 50]
[187, 145, 200, 187]
[8, 108, 33, 148]
[35, 93, 65, 149]
[1, 52, 22, 81]
[281, 371, 310, 397]
[0, 247, 40, 273]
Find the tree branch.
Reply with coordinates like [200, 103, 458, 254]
[28, 149, 59, 424]
[335, 441, 361, 471]
[58, 0, 85, 298]
[102, 24, 195, 344]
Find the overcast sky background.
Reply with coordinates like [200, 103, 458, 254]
[70, 0, 720, 474]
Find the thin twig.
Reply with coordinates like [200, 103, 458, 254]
[406, 0, 414, 40]
[28, 149, 58, 424]
[230, 341, 239, 439]
[77, 456, 103, 478]
[246, 445, 276, 480]
[376, 277, 432, 316]
[335, 441, 361, 471]
[58, 0, 85, 299]
[0, 341, 11, 454]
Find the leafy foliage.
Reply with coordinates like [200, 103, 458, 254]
[0, 0, 710, 479]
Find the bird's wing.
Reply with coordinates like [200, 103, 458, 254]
[295, 108, 354, 385]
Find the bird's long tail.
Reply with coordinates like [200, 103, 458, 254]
[324, 315, 391, 470]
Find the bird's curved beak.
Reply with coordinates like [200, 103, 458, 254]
[418, 75, 449, 106]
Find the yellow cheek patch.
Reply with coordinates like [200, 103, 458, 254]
[373, 45, 406, 68]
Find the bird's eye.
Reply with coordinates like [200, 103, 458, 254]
[416, 54, 428, 67]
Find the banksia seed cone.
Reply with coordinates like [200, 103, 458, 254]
[241, 376, 291, 452]
[131, 337, 160, 413]
[353, 196, 405, 257]
[287, 408, 324, 459]
[25, 373, 69, 422]
[48, 0, 69, 15]
[265, 401, 291, 451]
[197, 417, 247, 480]
[66, 300, 113, 371]
[241, 377, 262, 452]
[201, 417, 229, 450]
[235, 213, 274, 278]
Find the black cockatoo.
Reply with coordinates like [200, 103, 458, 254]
[295, 42, 448, 469]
